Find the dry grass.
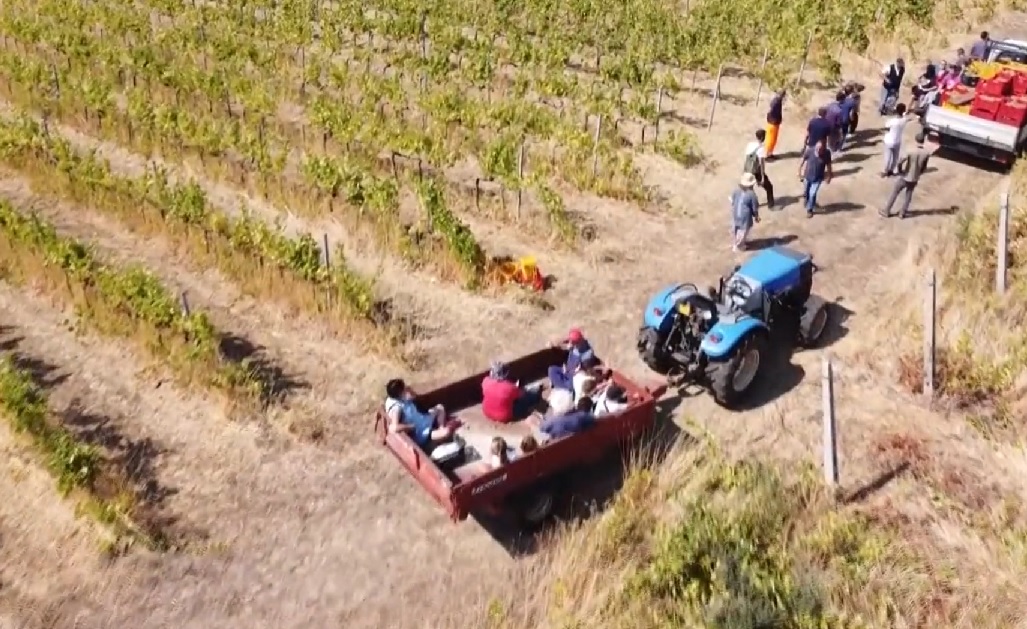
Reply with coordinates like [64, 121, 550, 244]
[465, 434, 1027, 629]
[885, 161, 1027, 441]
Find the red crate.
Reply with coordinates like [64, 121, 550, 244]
[1013, 72, 1027, 96]
[998, 98, 1027, 126]
[971, 94, 1003, 120]
[971, 107, 998, 120]
[972, 93, 1004, 113]
[979, 76, 1013, 97]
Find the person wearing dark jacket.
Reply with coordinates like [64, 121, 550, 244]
[879, 58, 906, 114]
[764, 89, 786, 159]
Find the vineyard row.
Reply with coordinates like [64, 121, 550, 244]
[0, 194, 278, 409]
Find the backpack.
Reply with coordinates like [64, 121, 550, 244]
[743, 148, 763, 179]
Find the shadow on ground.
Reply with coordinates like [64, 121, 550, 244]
[843, 461, 911, 504]
[746, 234, 798, 250]
[476, 397, 690, 558]
[218, 333, 310, 406]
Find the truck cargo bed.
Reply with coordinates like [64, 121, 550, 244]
[924, 104, 1027, 153]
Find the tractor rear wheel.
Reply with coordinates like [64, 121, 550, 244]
[706, 332, 768, 408]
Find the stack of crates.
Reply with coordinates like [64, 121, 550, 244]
[960, 66, 1027, 126]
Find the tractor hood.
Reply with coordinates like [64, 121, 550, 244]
[732, 246, 811, 296]
[643, 283, 696, 330]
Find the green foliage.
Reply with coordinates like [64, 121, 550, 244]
[0, 357, 99, 495]
[622, 459, 839, 628]
[414, 177, 486, 283]
[0, 198, 265, 403]
[532, 180, 577, 245]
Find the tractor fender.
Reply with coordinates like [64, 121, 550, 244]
[700, 317, 768, 359]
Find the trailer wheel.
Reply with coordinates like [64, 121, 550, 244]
[518, 490, 555, 530]
[510, 479, 564, 531]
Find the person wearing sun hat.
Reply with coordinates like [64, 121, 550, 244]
[730, 173, 760, 252]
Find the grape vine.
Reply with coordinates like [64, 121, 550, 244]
[0, 197, 270, 407]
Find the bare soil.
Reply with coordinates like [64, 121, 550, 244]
[0, 20, 1022, 629]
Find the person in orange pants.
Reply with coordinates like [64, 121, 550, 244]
[764, 88, 786, 160]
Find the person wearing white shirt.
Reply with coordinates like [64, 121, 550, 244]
[742, 129, 775, 208]
[594, 384, 630, 417]
[881, 103, 909, 177]
[547, 387, 575, 416]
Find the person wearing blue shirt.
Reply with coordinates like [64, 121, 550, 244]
[539, 397, 596, 440]
[548, 327, 597, 390]
[804, 108, 832, 148]
[797, 142, 833, 218]
[384, 378, 455, 448]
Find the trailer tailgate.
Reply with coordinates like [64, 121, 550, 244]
[924, 105, 1023, 151]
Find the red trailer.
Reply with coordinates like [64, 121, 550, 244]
[374, 347, 667, 529]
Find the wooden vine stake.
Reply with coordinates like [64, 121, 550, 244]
[516, 142, 526, 219]
[796, 31, 815, 87]
[654, 86, 665, 142]
[821, 355, 839, 487]
[180, 291, 191, 316]
[591, 114, 603, 178]
[997, 192, 1010, 294]
[707, 65, 724, 130]
[923, 269, 937, 400]
[754, 47, 770, 108]
[322, 233, 333, 310]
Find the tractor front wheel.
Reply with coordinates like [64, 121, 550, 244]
[706, 332, 768, 408]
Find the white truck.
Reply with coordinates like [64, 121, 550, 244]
[922, 39, 1027, 167]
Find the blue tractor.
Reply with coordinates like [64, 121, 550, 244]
[636, 246, 830, 408]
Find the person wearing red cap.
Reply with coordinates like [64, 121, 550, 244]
[547, 328, 596, 391]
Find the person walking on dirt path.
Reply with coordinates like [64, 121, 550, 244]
[840, 85, 857, 140]
[765, 88, 786, 160]
[730, 173, 760, 251]
[825, 91, 846, 152]
[879, 57, 906, 115]
[879, 132, 932, 219]
[881, 103, 909, 177]
[743, 129, 775, 208]
[798, 141, 833, 218]
[844, 83, 864, 136]
[805, 107, 832, 148]
[969, 31, 991, 60]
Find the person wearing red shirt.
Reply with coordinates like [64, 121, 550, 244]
[482, 361, 543, 423]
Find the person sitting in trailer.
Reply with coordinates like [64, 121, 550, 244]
[548, 327, 597, 375]
[594, 383, 631, 417]
[384, 378, 457, 449]
[535, 396, 596, 441]
[481, 361, 544, 423]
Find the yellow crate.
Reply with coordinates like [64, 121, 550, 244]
[969, 59, 1027, 79]
[942, 102, 972, 114]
